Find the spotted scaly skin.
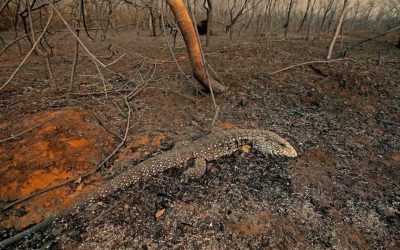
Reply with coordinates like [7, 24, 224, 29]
[97, 129, 297, 199]
[0, 129, 297, 248]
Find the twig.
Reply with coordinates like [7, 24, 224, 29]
[0, 0, 13, 14]
[93, 60, 108, 98]
[0, 9, 53, 93]
[110, 43, 180, 65]
[0, 118, 54, 143]
[105, 53, 126, 67]
[78, 70, 155, 101]
[127, 65, 157, 100]
[0, 31, 41, 56]
[45, 0, 109, 69]
[381, 119, 400, 126]
[91, 111, 123, 141]
[87, 194, 129, 225]
[63, 88, 131, 97]
[157, 87, 198, 102]
[97, 44, 115, 59]
[2, 98, 131, 211]
[209, 105, 220, 130]
[0, 29, 68, 56]
[267, 58, 366, 76]
[69, 3, 81, 91]
[45, 56, 56, 86]
[161, 12, 192, 84]
[113, 100, 127, 118]
[127, 81, 152, 101]
[27, 1, 55, 86]
[341, 25, 400, 56]
[207, 64, 226, 86]
[186, 0, 219, 132]
[272, 38, 288, 42]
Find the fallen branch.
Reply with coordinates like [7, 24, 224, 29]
[267, 58, 366, 76]
[2, 98, 131, 211]
[0, 118, 54, 143]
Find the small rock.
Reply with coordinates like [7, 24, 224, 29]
[155, 208, 165, 219]
[184, 225, 194, 233]
[238, 97, 247, 107]
[67, 229, 81, 240]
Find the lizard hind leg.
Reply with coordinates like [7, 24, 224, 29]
[183, 157, 207, 179]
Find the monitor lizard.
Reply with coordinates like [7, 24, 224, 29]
[0, 129, 297, 248]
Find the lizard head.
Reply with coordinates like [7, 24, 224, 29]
[270, 139, 297, 157]
[256, 131, 298, 158]
[277, 142, 298, 157]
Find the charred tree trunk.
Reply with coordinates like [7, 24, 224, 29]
[166, 0, 226, 93]
[225, 0, 251, 39]
[327, 7, 337, 32]
[203, 0, 213, 47]
[149, 2, 157, 37]
[306, 0, 317, 42]
[284, 0, 294, 39]
[317, 0, 335, 39]
[298, 0, 311, 32]
[397, 36, 400, 49]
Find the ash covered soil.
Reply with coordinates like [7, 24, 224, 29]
[0, 31, 399, 249]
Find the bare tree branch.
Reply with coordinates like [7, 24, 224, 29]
[0, 8, 53, 93]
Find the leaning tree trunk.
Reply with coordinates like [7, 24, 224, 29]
[326, 0, 348, 60]
[166, 0, 226, 93]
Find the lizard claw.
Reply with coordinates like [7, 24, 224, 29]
[183, 157, 207, 179]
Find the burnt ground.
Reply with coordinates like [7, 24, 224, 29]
[0, 30, 399, 249]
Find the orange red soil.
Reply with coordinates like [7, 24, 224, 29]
[0, 109, 114, 229]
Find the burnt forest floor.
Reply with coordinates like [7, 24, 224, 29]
[0, 30, 399, 249]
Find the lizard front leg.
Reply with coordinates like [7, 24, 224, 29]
[183, 157, 207, 179]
